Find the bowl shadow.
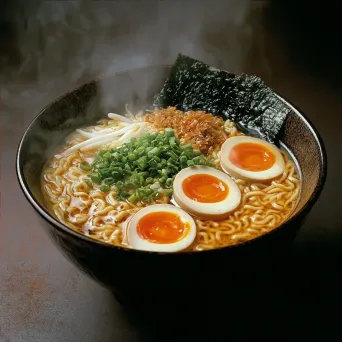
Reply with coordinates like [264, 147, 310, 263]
[110, 244, 341, 340]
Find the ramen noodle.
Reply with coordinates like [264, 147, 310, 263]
[42, 107, 300, 252]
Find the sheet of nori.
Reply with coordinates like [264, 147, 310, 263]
[154, 54, 291, 144]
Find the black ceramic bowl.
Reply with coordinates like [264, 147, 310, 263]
[16, 66, 327, 310]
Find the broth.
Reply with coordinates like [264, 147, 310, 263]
[41, 107, 300, 251]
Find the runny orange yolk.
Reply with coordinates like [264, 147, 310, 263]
[229, 142, 276, 172]
[182, 174, 229, 203]
[137, 211, 189, 244]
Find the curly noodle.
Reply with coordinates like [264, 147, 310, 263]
[42, 110, 300, 251]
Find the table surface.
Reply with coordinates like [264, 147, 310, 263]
[1, 1, 342, 341]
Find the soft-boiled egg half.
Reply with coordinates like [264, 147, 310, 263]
[127, 204, 196, 252]
[172, 166, 241, 221]
[220, 136, 285, 181]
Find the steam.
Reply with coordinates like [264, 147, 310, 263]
[2, 0, 255, 118]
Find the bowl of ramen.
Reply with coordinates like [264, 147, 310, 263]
[16, 55, 327, 308]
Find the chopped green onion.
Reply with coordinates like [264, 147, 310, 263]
[136, 146, 145, 156]
[90, 174, 101, 184]
[85, 178, 93, 187]
[104, 177, 115, 185]
[181, 144, 192, 150]
[112, 152, 121, 161]
[150, 160, 158, 168]
[99, 184, 110, 192]
[89, 132, 213, 198]
[128, 153, 136, 161]
[80, 161, 91, 171]
[180, 156, 187, 164]
[128, 193, 139, 204]
[169, 137, 176, 147]
[166, 178, 173, 186]
[162, 189, 173, 197]
[164, 128, 174, 138]
[159, 176, 167, 185]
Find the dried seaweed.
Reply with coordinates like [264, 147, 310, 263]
[154, 54, 291, 144]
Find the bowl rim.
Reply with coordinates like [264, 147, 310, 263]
[16, 65, 328, 255]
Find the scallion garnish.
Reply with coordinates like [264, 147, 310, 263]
[89, 130, 214, 203]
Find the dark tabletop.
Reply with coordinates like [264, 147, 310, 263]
[1, 1, 342, 341]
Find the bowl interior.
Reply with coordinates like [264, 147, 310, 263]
[17, 66, 326, 242]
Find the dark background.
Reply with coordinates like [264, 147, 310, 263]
[1, 0, 342, 341]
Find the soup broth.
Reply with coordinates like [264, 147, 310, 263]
[42, 107, 300, 251]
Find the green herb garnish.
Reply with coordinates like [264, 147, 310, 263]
[88, 129, 214, 203]
[79, 161, 91, 171]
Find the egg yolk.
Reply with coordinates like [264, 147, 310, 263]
[229, 142, 276, 172]
[182, 174, 229, 203]
[137, 211, 189, 244]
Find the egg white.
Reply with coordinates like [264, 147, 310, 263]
[126, 204, 196, 252]
[220, 136, 285, 181]
[173, 166, 241, 221]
